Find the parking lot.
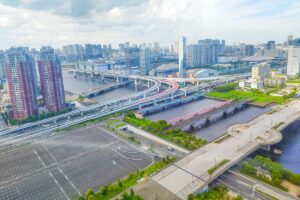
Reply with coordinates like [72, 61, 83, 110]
[0, 125, 153, 200]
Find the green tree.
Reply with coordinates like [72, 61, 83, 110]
[241, 161, 257, 175]
[130, 188, 135, 196]
[118, 179, 123, 188]
[85, 188, 94, 198]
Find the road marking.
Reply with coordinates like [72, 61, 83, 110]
[58, 168, 82, 197]
[49, 171, 70, 200]
[33, 150, 46, 168]
[42, 145, 58, 163]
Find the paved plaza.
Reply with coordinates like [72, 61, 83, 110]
[0, 125, 152, 200]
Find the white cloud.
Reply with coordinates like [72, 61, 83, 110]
[0, 0, 299, 49]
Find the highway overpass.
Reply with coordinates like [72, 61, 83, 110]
[152, 100, 300, 199]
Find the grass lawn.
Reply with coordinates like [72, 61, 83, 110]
[287, 78, 300, 83]
[207, 90, 287, 104]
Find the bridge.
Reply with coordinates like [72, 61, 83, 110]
[169, 100, 249, 132]
[151, 100, 300, 200]
[82, 81, 132, 98]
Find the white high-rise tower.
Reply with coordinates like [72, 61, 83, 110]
[287, 38, 300, 77]
[178, 36, 187, 78]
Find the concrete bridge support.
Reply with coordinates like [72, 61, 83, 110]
[147, 80, 150, 88]
[261, 145, 271, 152]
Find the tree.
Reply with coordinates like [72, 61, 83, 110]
[118, 179, 123, 188]
[85, 188, 94, 198]
[130, 188, 135, 196]
[241, 161, 256, 175]
[121, 191, 128, 199]
[187, 194, 194, 200]
[99, 185, 108, 196]
[87, 195, 96, 200]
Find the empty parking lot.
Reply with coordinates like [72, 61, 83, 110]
[0, 125, 153, 200]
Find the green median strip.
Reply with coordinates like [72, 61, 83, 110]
[272, 122, 284, 129]
[208, 159, 230, 175]
[214, 134, 231, 144]
[256, 189, 279, 200]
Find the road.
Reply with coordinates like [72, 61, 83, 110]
[152, 100, 300, 199]
[216, 170, 297, 200]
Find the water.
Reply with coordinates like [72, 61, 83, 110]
[62, 70, 110, 95]
[147, 98, 222, 121]
[259, 119, 300, 174]
[62, 69, 137, 102]
[91, 87, 137, 102]
[194, 106, 271, 141]
[147, 98, 271, 142]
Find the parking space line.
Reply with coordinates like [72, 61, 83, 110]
[49, 171, 70, 200]
[42, 145, 58, 163]
[33, 150, 46, 168]
[58, 167, 83, 197]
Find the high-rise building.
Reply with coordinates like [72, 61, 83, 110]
[6, 49, 38, 120]
[125, 47, 140, 68]
[85, 44, 102, 59]
[243, 45, 255, 56]
[61, 44, 84, 62]
[0, 51, 5, 80]
[178, 36, 187, 78]
[187, 44, 200, 67]
[288, 35, 293, 46]
[198, 39, 221, 65]
[287, 38, 300, 76]
[266, 41, 276, 50]
[140, 47, 152, 75]
[38, 47, 66, 113]
[221, 40, 226, 53]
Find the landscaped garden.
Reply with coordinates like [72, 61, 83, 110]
[206, 83, 288, 105]
[123, 112, 207, 150]
[240, 155, 300, 197]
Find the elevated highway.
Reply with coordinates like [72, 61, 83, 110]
[0, 72, 246, 146]
[152, 100, 300, 199]
[0, 78, 179, 146]
[0, 75, 161, 137]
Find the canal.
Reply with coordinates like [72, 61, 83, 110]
[147, 98, 271, 142]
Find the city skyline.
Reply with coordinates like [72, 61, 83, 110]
[0, 0, 299, 49]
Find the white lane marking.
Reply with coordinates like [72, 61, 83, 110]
[49, 171, 70, 200]
[58, 168, 82, 197]
[33, 150, 46, 168]
[42, 145, 58, 163]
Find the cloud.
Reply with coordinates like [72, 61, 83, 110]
[0, 0, 299, 49]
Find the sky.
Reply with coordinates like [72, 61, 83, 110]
[0, 0, 299, 49]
